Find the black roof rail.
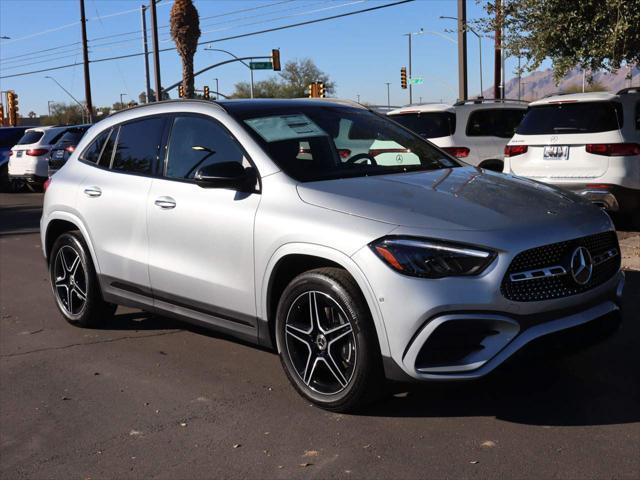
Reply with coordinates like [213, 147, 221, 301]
[616, 87, 640, 95]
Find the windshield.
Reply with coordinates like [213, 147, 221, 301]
[234, 105, 460, 182]
[517, 101, 623, 135]
[389, 111, 456, 138]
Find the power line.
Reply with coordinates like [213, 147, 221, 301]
[0, 0, 293, 64]
[0, 0, 414, 80]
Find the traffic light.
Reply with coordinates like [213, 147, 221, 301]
[178, 84, 185, 98]
[203, 85, 210, 100]
[308, 83, 315, 98]
[400, 67, 407, 89]
[7, 90, 18, 126]
[318, 82, 326, 98]
[0, 103, 4, 127]
[272, 49, 281, 71]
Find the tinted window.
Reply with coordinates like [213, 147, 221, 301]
[55, 128, 88, 147]
[81, 129, 112, 165]
[0, 128, 26, 147]
[466, 109, 526, 138]
[17, 130, 44, 145]
[165, 116, 245, 179]
[517, 102, 623, 135]
[390, 112, 456, 138]
[235, 105, 460, 182]
[111, 117, 165, 174]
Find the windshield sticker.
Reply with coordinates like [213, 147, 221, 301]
[245, 114, 328, 142]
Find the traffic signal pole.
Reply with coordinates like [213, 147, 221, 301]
[408, 33, 413, 104]
[79, 0, 93, 122]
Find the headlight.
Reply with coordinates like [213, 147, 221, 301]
[369, 237, 496, 278]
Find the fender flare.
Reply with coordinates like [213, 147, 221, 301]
[259, 242, 391, 357]
[43, 210, 102, 275]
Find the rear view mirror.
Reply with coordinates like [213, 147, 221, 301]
[194, 162, 257, 192]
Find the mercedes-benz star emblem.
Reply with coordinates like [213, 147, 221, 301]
[570, 246, 593, 285]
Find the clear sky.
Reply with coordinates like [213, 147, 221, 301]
[0, 0, 523, 116]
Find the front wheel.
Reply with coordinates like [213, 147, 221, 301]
[49, 231, 116, 327]
[275, 268, 383, 412]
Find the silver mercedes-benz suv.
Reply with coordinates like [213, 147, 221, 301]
[41, 99, 624, 412]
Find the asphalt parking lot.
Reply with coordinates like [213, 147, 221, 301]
[1, 192, 639, 479]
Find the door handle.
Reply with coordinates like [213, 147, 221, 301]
[83, 186, 102, 197]
[154, 196, 176, 209]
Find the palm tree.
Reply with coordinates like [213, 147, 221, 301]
[170, 0, 201, 99]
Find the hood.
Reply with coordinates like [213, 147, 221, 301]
[296, 167, 599, 231]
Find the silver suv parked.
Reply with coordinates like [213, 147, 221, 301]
[42, 99, 624, 411]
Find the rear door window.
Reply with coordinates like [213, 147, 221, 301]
[389, 112, 456, 138]
[466, 109, 526, 138]
[517, 102, 624, 135]
[17, 130, 44, 145]
[111, 117, 166, 175]
[55, 128, 88, 147]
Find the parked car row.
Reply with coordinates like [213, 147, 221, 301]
[387, 88, 639, 220]
[0, 124, 90, 192]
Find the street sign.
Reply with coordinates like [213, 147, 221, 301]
[250, 61, 273, 70]
[409, 77, 424, 85]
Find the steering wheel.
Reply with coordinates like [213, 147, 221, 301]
[345, 153, 378, 166]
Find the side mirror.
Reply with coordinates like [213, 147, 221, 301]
[194, 162, 257, 192]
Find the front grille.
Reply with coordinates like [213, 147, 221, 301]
[501, 231, 620, 302]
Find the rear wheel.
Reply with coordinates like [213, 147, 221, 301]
[49, 231, 116, 327]
[275, 268, 383, 412]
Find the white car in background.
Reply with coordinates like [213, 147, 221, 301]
[388, 99, 528, 171]
[8, 126, 71, 191]
[504, 88, 640, 221]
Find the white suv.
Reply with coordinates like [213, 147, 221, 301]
[9, 126, 71, 190]
[504, 88, 640, 219]
[388, 99, 528, 171]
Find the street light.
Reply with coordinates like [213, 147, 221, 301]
[214, 78, 220, 100]
[120, 93, 127, 109]
[385, 82, 391, 108]
[441, 16, 484, 97]
[44, 75, 89, 123]
[403, 28, 425, 104]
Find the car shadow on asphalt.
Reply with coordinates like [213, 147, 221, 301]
[360, 270, 640, 426]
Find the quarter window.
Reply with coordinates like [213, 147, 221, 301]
[81, 129, 111, 165]
[111, 117, 165, 175]
[466, 109, 526, 138]
[165, 116, 246, 179]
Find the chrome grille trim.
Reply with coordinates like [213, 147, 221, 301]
[509, 266, 567, 283]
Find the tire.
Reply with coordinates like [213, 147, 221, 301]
[49, 231, 116, 327]
[275, 267, 384, 412]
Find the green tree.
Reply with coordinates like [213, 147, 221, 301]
[230, 58, 336, 98]
[45, 103, 85, 125]
[479, 0, 640, 80]
[561, 80, 607, 94]
[170, 0, 201, 99]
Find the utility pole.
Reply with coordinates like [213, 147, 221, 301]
[141, 5, 151, 103]
[494, 0, 502, 99]
[214, 78, 219, 100]
[79, 0, 93, 122]
[457, 0, 468, 101]
[385, 82, 391, 108]
[149, 0, 162, 101]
